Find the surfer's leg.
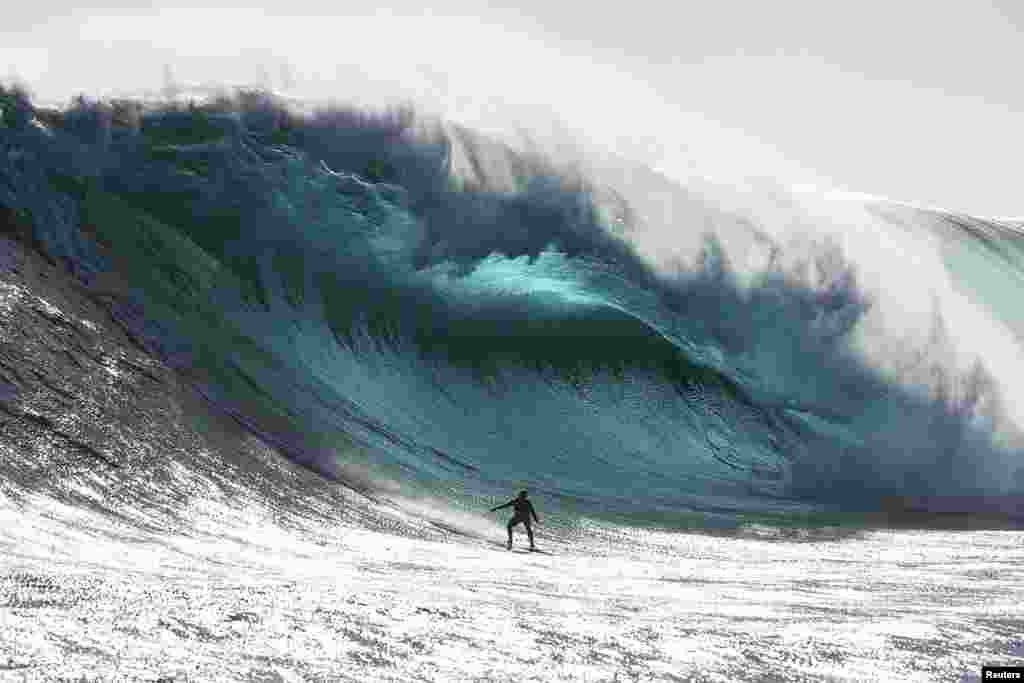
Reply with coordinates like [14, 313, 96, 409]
[506, 519, 516, 549]
[524, 519, 535, 548]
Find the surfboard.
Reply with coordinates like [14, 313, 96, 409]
[487, 540, 552, 554]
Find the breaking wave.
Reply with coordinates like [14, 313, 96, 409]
[2, 84, 1022, 526]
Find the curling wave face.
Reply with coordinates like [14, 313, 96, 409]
[1, 86, 1022, 525]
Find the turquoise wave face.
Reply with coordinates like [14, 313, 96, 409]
[2, 86, 1022, 525]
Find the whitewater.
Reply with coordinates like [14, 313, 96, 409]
[0, 82, 1021, 681]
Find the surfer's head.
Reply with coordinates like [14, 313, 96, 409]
[518, 490, 528, 498]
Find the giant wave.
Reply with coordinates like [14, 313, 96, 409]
[2, 84, 1022, 528]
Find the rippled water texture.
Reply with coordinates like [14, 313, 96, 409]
[3, 497, 1023, 682]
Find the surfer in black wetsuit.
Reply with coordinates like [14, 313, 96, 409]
[490, 491, 540, 550]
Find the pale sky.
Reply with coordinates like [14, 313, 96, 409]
[3, 1, 1022, 216]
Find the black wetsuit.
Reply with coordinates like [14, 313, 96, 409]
[491, 497, 540, 548]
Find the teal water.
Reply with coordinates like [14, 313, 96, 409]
[2, 86, 1022, 527]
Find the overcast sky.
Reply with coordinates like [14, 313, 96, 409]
[3, 1, 1022, 216]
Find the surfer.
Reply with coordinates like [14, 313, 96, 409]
[490, 490, 540, 550]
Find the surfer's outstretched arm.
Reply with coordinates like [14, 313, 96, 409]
[489, 500, 513, 512]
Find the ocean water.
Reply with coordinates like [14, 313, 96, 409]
[0, 84, 1022, 681]
[4, 86, 1023, 523]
